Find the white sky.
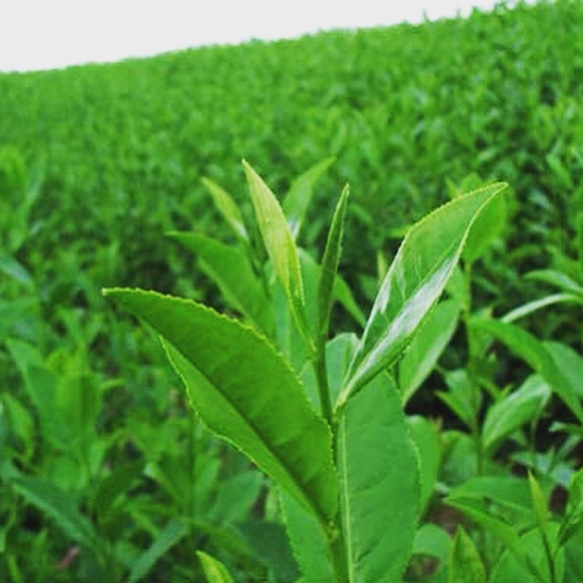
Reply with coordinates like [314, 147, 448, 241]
[0, 0, 523, 73]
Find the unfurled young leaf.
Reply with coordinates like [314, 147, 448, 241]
[242, 160, 311, 349]
[201, 177, 249, 244]
[449, 526, 487, 583]
[339, 182, 508, 407]
[197, 550, 235, 583]
[283, 156, 335, 240]
[104, 289, 338, 528]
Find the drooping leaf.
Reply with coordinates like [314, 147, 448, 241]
[337, 372, 420, 581]
[482, 375, 551, 456]
[168, 232, 274, 334]
[398, 299, 461, 404]
[128, 519, 189, 583]
[104, 288, 338, 527]
[472, 318, 583, 423]
[201, 177, 249, 243]
[449, 526, 487, 583]
[242, 160, 310, 347]
[197, 550, 236, 583]
[340, 182, 507, 406]
[283, 156, 335, 240]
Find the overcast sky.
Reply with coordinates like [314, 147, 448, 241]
[0, 0, 527, 73]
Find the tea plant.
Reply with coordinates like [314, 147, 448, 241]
[106, 162, 507, 581]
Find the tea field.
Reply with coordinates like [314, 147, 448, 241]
[1, 0, 583, 581]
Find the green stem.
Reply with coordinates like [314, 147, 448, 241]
[314, 347, 333, 427]
[329, 522, 349, 583]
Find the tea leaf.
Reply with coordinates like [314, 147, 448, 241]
[449, 526, 487, 583]
[197, 551, 236, 583]
[340, 182, 507, 406]
[104, 288, 338, 527]
[168, 232, 274, 334]
[201, 177, 249, 244]
[128, 519, 189, 583]
[242, 160, 311, 349]
[318, 184, 349, 347]
[482, 375, 551, 456]
[337, 372, 419, 581]
[473, 318, 583, 423]
[283, 156, 335, 240]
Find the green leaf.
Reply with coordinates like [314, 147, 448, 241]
[337, 372, 420, 581]
[6, 472, 98, 552]
[340, 182, 507, 406]
[408, 415, 441, 513]
[413, 523, 451, 562]
[318, 184, 349, 347]
[279, 489, 333, 583]
[462, 187, 507, 264]
[242, 160, 309, 348]
[127, 519, 189, 583]
[449, 526, 487, 583]
[168, 232, 274, 334]
[398, 299, 461, 404]
[559, 468, 583, 546]
[472, 318, 583, 423]
[104, 288, 338, 526]
[197, 550, 236, 583]
[482, 375, 551, 456]
[283, 156, 335, 240]
[528, 472, 549, 534]
[201, 177, 249, 243]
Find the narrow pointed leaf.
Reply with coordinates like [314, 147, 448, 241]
[337, 372, 420, 581]
[197, 551, 236, 583]
[283, 156, 335, 240]
[168, 232, 274, 334]
[472, 318, 583, 423]
[449, 526, 487, 583]
[104, 288, 337, 526]
[528, 472, 549, 534]
[128, 519, 189, 583]
[201, 177, 249, 243]
[318, 185, 349, 346]
[242, 160, 309, 346]
[341, 182, 507, 405]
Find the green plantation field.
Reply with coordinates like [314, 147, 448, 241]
[2, 1, 583, 581]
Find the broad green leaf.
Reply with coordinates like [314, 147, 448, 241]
[201, 177, 249, 243]
[449, 526, 486, 583]
[242, 160, 310, 348]
[128, 519, 189, 583]
[544, 341, 583, 399]
[279, 488, 333, 583]
[340, 182, 507, 406]
[472, 318, 583, 423]
[197, 551, 236, 583]
[482, 375, 551, 456]
[283, 156, 335, 240]
[318, 184, 349, 347]
[398, 299, 461, 404]
[104, 288, 338, 526]
[337, 372, 420, 582]
[168, 232, 274, 334]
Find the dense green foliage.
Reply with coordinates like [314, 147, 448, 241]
[2, 0, 583, 580]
